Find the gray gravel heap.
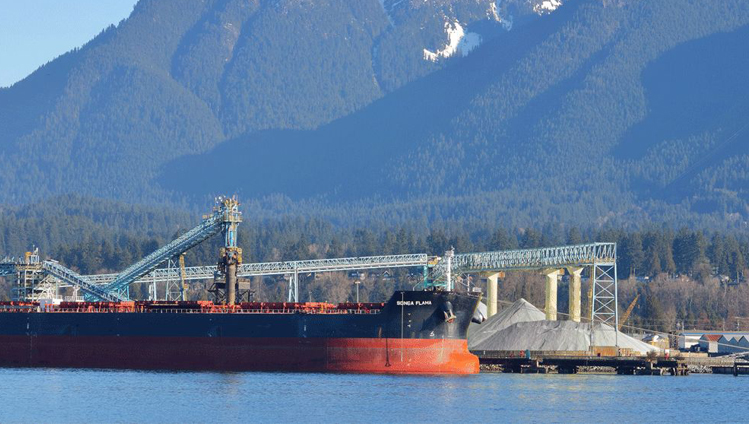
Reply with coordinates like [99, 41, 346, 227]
[468, 299, 659, 355]
[468, 298, 546, 350]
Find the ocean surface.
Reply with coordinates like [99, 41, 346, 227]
[0, 369, 743, 423]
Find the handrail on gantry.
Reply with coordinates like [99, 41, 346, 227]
[447, 242, 617, 273]
[237, 254, 429, 277]
[0, 263, 17, 277]
[0, 259, 122, 301]
[83, 254, 430, 285]
[42, 261, 122, 302]
[97, 198, 241, 299]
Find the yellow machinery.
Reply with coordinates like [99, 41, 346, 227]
[618, 294, 640, 331]
[179, 254, 187, 301]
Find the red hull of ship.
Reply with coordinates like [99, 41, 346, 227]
[0, 336, 479, 374]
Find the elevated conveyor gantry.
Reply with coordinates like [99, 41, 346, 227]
[83, 253, 429, 302]
[0, 255, 120, 302]
[86, 253, 429, 283]
[96, 197, 242, 300]
[43, 260, 121, 302]
[432, 242, 618, 330]
[434, 242, 616, 275]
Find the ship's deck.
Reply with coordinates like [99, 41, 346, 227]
[0, 301, 385, 315]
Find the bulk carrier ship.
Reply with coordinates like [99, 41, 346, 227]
[0, 290, 480, 374]
[0, 198, 481, 374]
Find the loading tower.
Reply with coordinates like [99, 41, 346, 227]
[95, 196, 242, 302]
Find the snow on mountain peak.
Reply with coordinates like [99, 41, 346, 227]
[423, 19, 482, 62]
[533, 0, 563, 14]
[488, 1, 513, 31]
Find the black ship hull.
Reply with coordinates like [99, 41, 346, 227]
[0, 291, 480, 374]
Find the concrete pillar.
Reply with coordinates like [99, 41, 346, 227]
[544, 269, 560, 321]
[445, 249, 454, 291]
[226, 262, 237, 305]
[567, 267, 584, 323]
[485, 272, 499, 318]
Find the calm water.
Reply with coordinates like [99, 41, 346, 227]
[0, 369, 744, 423]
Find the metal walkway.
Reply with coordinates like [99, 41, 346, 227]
[438, 243, 616, 274]
[0, 259, 120, 302]
[85, 253, 428, 283]
[84, 253, 428, 303]
[98, 198, 242, 299]
[432, 243, 618, 327]
[42, 261, 120, 302]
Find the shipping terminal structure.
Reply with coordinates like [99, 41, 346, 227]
[0, 197, 620, 374]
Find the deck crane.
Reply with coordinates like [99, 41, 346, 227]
[91, 197, 242, 302]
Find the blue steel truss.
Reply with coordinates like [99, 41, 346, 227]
[0, 263, 16, 277]
[96, 198, 241, 300]
[42, 261, 121, 302]
[0, 259, 121, 301]
[430, 242, 618, 332]
[445, 243, 616, 273]
[84, 254, 428, 285]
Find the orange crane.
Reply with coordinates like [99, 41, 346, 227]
[618, 294, 640, 331]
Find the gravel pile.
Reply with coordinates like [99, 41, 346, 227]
[468, 298, 658, 355]
[468, 298, 545, 350]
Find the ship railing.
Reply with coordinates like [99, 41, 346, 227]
[37, 308, 382, 315]
[0, 307, 36, 312]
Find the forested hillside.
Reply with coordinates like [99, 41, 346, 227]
[1, 0, 748, 230]
[0, 0, 527, 203]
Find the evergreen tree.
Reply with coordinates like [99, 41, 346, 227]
[567, 227, 583, 245]
[520, 229, 542, 249]
[708, 234, 727, 275]
[619, 233, 644, 278]
[489, 228, 518, 251]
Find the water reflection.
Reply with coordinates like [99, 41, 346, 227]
[0, 370, 744, 423]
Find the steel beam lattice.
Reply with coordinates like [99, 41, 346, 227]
[98, 199, 241, 299]
[0, 263, 16, 277]
[431, 242, 619, 340]
[84, 265, 219, 285]
[42, 261, 121, 302]
[591, 261, 619, 327]
[238, 254, 428, 277]
[84, 254, 429, 286]
[430, 242, 616, 287]
[446, 243, 616, 274]
[1, 258, 121, 302]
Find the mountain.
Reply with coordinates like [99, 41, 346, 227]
[1, 0, 748, 229]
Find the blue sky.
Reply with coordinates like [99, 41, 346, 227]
[0, 0, 138, 88]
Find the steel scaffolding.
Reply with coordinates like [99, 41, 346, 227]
[432, 242, 618, 330]
[99, 197, 241, 299]
[84, 253, 428, 289]
[444, 243, 616, 273]
[42, 261, 120, 302]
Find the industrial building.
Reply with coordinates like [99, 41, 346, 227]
[680, 332, 749, 355]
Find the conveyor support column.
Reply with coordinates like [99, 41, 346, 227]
[484, 272, 500, 318]
[567, 266, 583, 323]
[226, 261, 237, 305]
[543, 269, 560, 321]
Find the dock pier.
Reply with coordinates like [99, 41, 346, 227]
[474, 350, 690, 376]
